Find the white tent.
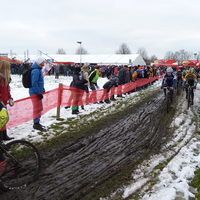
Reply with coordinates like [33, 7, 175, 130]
[15, 54, 146, 66]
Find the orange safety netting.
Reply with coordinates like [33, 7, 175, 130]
[6, 88, 59, 129]
[0, 56, 22, 64]
[6, 75, 160, 129]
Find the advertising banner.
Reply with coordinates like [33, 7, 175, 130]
[154, 59, 178, 67]
[182, 60, 199, 67]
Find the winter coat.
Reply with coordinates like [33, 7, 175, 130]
[114, 67, 118, 73]
[144, 69, 149, 78]
[162, 73, 176, 88]
[29, 62, 44, 95]
[149, 68, 153, 77]
[0, 75, 12, 105]
[101, 66, 106, 73]
[118, 68, 126, 85]
[54, 65, 60, 73]
[70, 72, 87, 89]
[132, 71, 138, 82]
[103, 79, 116, 92]
[89, 69, 100, 84]
[125, 70, 131, 83]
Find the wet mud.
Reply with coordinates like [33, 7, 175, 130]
[0, 91, 173, 200]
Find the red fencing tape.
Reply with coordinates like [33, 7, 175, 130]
[6, 76, 160, 129]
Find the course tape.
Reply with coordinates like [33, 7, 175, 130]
[6, 76, 161, 129]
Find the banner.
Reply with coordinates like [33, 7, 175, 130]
[182, 60, 199, 67]
[154, 59, 178, 67]
[42, 63, 53, 77]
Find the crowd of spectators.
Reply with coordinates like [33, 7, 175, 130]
[8, 61, 162, 80]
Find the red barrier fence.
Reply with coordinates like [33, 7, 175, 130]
[6, 76, 160, 129]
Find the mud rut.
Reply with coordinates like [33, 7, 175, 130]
[0, 91, 173, 200]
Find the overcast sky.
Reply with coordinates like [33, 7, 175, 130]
[1, 0, 200, 59]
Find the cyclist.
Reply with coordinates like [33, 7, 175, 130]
[162, 67, 176, 101]
[182, 70, 187, 79]
[183, 68, 197, 105]
[176, 69, 183, 88]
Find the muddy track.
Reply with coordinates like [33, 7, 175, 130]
[0, 91, 174, 200]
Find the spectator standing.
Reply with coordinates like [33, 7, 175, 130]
[125, 66, 131, 83]
[110, 71, 119, 101]
[89, 66, 102, 90]
[125, 66, 132, 94]
[70, 67, 87, 114]
[114, 66, 119, 73]
[67, 63, 72, 76]
[89, 66, 102, 103]
[101, 66, 106, 78]
[19, 63, 25, 76]
[54, 64, 60, 79]
[0, 60, 15, 141]
[80, 65, 90, 110]
[29, 56, 46, 131]
[63, 63, 68, 76]
[106, 65, 112, 79]
[117, 65, 128, 98]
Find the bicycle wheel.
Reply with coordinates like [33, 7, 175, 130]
[177, 80, 181, 95]
[187, 88, 191, 109]
[0, 140, 41, 190]
[166, 92, 170, 113]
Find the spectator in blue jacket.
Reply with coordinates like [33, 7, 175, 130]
[29, 56, 46, 131]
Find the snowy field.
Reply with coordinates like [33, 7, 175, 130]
[8, 74, 200, 200]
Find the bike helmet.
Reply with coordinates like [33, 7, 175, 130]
[166, 67, 173, 73]
[188, 69, 193, 74]
[0, 102, 9, 130]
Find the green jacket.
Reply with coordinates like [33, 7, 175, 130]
[89, 69, 99, 84]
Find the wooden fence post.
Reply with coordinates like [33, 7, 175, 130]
[56, 83, 63, 120]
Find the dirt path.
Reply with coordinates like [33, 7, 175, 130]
[0, 91, 174, 200]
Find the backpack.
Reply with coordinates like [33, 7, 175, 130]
[22, 68, 42, 88]
[22, 68, 33, 88]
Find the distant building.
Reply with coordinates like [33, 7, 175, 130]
[0, 53, 8, 58]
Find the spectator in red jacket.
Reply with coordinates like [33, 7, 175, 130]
[0, 60, 15, 177]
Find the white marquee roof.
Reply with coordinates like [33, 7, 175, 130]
[16, 54, 146, 66]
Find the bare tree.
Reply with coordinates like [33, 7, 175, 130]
[137, 47, 148, 59]
[115, 43, 131, 54]
[76, 46, 88, 55]
[164, 51, 175, 60]
[196, 52, 200, 60]
[150, 54, 158, 62]
[56, 48, 66, 54]
[164, 49, 192, 64]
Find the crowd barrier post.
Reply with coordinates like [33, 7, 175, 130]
[56, 83, 63, 120]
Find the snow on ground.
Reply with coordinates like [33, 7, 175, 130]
[8, 74, 200, 200]
[107, 86, 200, 200]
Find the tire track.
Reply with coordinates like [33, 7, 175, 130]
[0, 91, 174, 200]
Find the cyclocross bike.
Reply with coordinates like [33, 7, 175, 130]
[0, 136, 41, 191]
[176, 78, 182, 95]
[187, 85, 195, 109]
[164, 86, 174, 113]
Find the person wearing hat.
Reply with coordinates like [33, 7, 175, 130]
[29, 55, 46, 131]
[70, 67, 88, 114]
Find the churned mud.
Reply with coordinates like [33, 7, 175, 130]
[0, 91, 174, 200]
